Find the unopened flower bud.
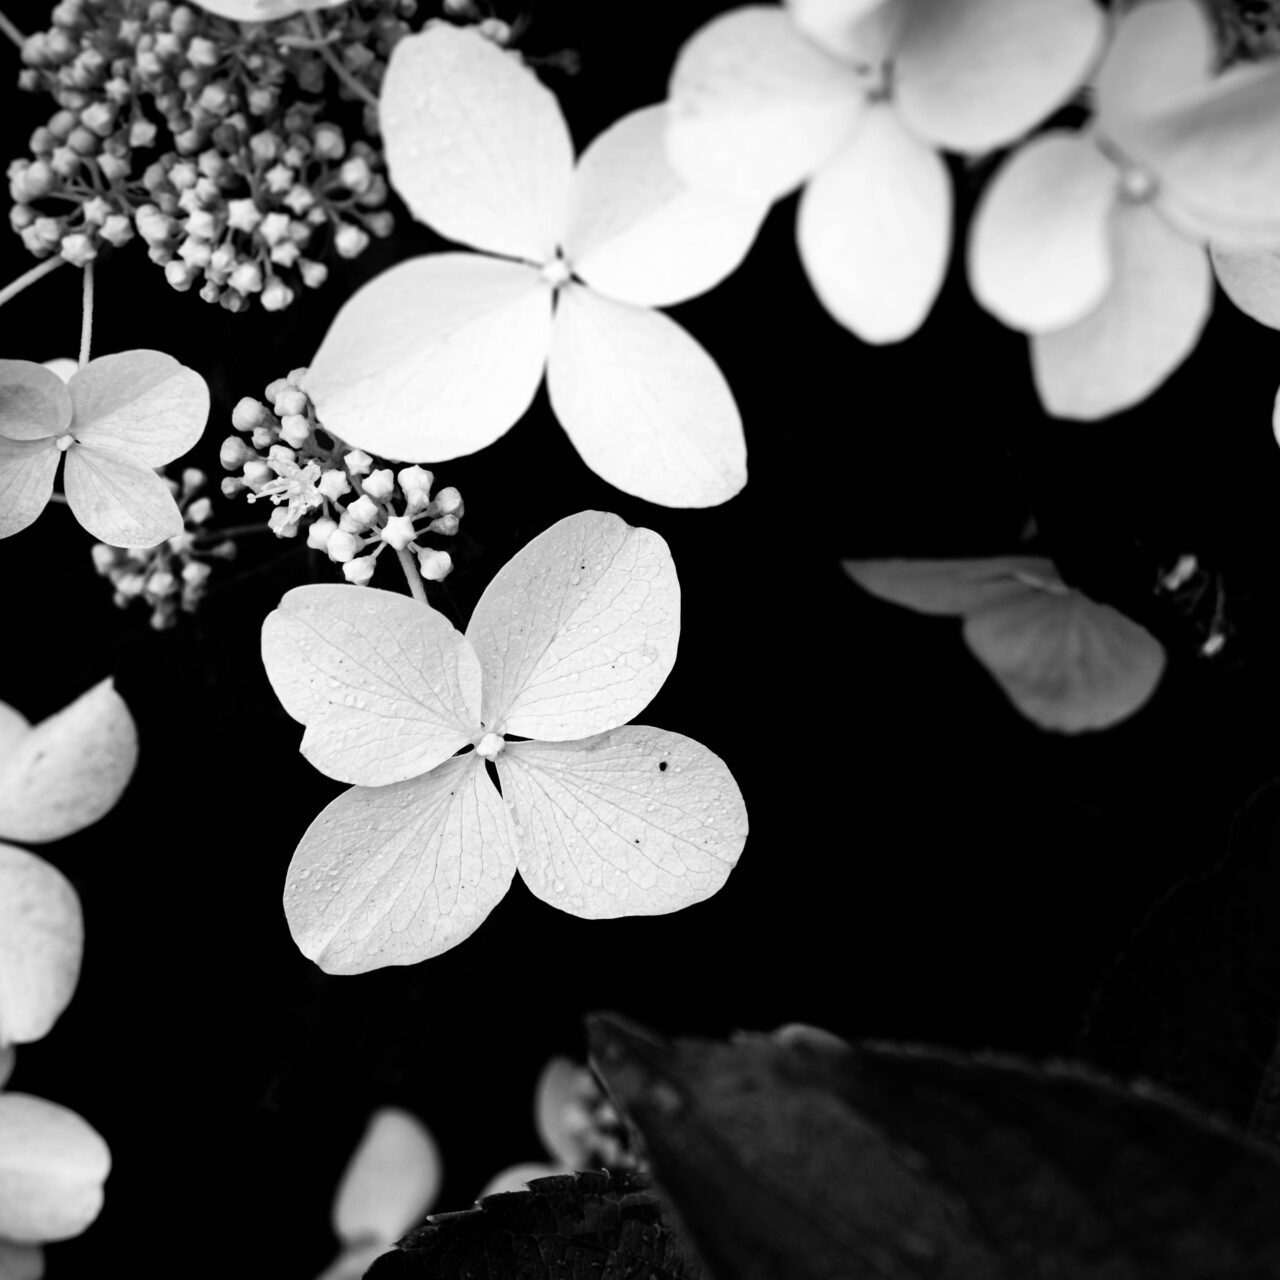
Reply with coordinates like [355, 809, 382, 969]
[313, 123, 345, 160]
[231, 397, 267, 433]
[186, 497, 212, 525]
[279, 414, 310, 448]
[268, 507, 299, 537]
[299, 259, 328, 289]
[90, 544, 117, 574]
[397, 466, 433, 506]
[344, 449, 372, 476]
[226, 197, 261, 233]
[182, 560, 212, 587]
[307, 517, 337, 550]
[428, 513, 460, 536]
[334, 224, 369, 258]
[59, 233, 97, 266]
[342, 556, 377, 585]
[326, 529, 360, 562]
[345, 495, 378, 528]
[417, 547, 453, 581]
[380, 514, 416, 550]
[362, 468, 394, 501]
[243, 459, 272, 487]
[318, 470, 349, 501]
[164, 259, 195, 291]
[251, 423, 277, 449]
[229, 262, 263, 295]
[432, 486, 463, 515]
[261, 279, 295, 311]
[186, 36, 218, 66]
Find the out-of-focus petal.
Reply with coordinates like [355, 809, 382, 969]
[1211, 243, 1280, 328]
[962, 587, 1166, 732]
[380, 21, 574, 261]
[0, 439, 58, 540]
[666, 5, 865, 203]
[0, 362, 71, 442]
[333, 1108, 441, 1247]
[303, 254, 552, 464]
[0, 703, 26, 758]
[62, 443, 183, 548]
[466, 510, 680, 741]
[262, 585, 483, 787]
[844, 557, 1064, 615]
[283, 755, 519, 974]
[1031, 201, 1212, 419]
[784, 0, 897, 61]
[564, 104, 769, 308]
[968, 130, 1118, 332]
[534, 1057, 598, 1167]
[500, 726, 748, 918]
[796, 103, 951, 342]
[0, 844, 81, 1048]
[896, 0, 1105, 152]
[0, 1094, 110, 1243]
[67, 351, 208, 467]
[0, 678, 137, 845]
[546, 287, 747, 506]
[0, 1044, 14, 1088]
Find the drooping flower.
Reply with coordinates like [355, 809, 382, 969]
[261, 510, 749, 973]
[664, 0, 1105, 343]
[0, 352, 209, 546]
[968, 0, 1280, 419]
[844, 556, 1166, 732]
[304, 22, 769, 508]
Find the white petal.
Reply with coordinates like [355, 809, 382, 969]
[0, 1241, 42, 1280]
[302, 254, 552, 464]
[564, 104, 769, 308]
[844, 557, 1065, 615]
[0, 701, 28, 758]
[534, 1057, 598, 1167]
[963, 587, 1166, 732]
[0, 439, 58, 540]
[333, 1108, 441, 1246]
[547, 287, 747, 507]
[784, 0, 897, 60]
[666, 5, 865, 203]
[466, 510, 680, 740]
[0, 678, 137, 845]
[283, 755, 518, 974]
[0, 362, 71, 442]
[1031, 201, 1212, 419]
[895, 0, 1106, 152]
[968, 131, 1118, 332]
[0, 844, 82, 1048]
[500, 726, 748, 918]
[796, 104, 952, 342]
[1211, 243, 1280, 328]
[67, 351, 208, 467]
[380, 21, 573, 261]
[262, 585, 483, 787]
[0, 1094, 110, 1243]
[41, 358, 76, 385]
[0, 1044, 13, 1088]
[476, 1162, 565, 1199]
[62, 444, 183, 548]
[189, 0, 347, 16]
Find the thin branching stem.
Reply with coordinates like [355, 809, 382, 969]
[305, 11, 379, 110]
[0, 255, 66, 309]
[0, 9, 24, 49]
[396, 544, 428, 605]
[78, 261, 94, 365]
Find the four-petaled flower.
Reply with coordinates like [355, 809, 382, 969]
[664, 0, 1105, 343]
[0, 353, 209, 547]
[262, 510, 749, 973]
[304, 22, 769, 509]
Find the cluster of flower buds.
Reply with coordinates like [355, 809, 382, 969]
[90, 467, 235, 628]
[219, 368, 462, 588]
[9, 0, 411, 308]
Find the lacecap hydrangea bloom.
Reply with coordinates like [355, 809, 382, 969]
[0, 351, 209, 546]
[663, 0, 1105, 343]
[968, 0, 1280, 419]
[262, 511, 749, 973]
[304, 22, 768, 508]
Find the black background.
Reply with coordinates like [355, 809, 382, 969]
[3, 1, 1280, 1276]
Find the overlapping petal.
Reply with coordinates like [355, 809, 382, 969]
[498, 726, 747, 918]
[465, 511, 680, 740]
[1031, 201, 1212, 419]
[261, 585, 483, 786]
[0, 678, 137, 844]
[0, 1094, 110, 1243]
[62, 443, 183, 548]
[380, 21, 574, 261]
[844, 557, 1064, 615]
[895, 0, 1105, 153]
[0, 844, 82, 1048]
[563, 104, 769, 308]
[0, 439, 58, 540]
[283, 754, 519, 974]
[67, 351, 208, 467]
[796, 103, 951, 342]
[665, 5, 865, 203]
[0, 361, 71, 442]
[303, 254, 552, 464]
[968, 131, 1117, 332]
[1211, 244, 1280, 328]
[784, 0, 896, 61]
[546, 287, 748, 507]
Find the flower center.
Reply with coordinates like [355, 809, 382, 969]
[54, 432, 76, 451]
[474, 731, 505, 760]
[541, 254, 572, 289]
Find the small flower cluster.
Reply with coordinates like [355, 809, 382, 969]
[90, 468, 235, 628]
[220, 368, 462, 587]
[8, 0, 411, 308]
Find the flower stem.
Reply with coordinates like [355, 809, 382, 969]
[396, 544, 428, 606]
[78, 261, 94, 366]
[306, 11, 379, 111]
[0, 9, 24, 49]
[0, 255, 66, 309]
[193, 522, 272, 543]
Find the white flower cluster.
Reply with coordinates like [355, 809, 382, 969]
[220, 368, 462, 586]
[90, 467, 234, 628]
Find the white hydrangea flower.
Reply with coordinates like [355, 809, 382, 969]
[261, 511, 749, 973]
[664, 0, 1105, 342]
[188, 0, 349, 22]
[304, 22, 771, 509]
[968, 0, 1280, 419]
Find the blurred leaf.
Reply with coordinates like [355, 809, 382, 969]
[365, 1169, 699, 1279]
[588, 1014, 1280, 1279]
